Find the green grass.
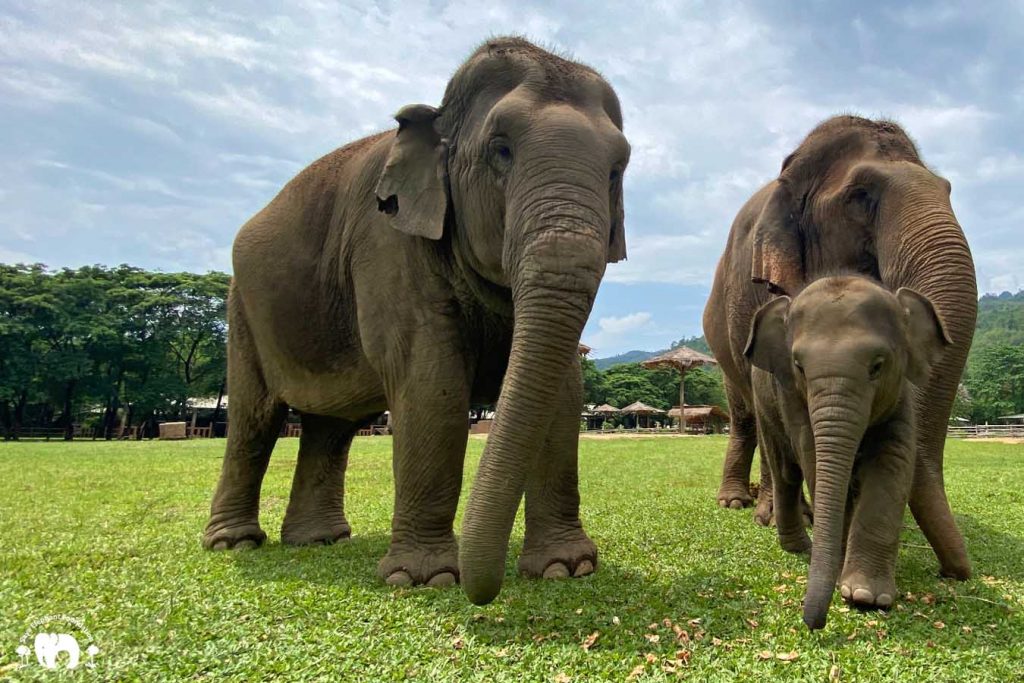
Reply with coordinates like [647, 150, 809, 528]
[1, 436, 1022, 681]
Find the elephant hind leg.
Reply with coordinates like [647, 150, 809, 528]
[203, 300, 287, 550]
[281, 414, 356, 546]
[717, 382, 757, 510]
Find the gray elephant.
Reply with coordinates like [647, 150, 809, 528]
[202, 37, 629, 606]
[703, 115, 976, 581]
[746, 276, 951, 629]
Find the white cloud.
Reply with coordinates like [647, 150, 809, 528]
[598, 312, 652, 335]
[1, 0, 1022, 356]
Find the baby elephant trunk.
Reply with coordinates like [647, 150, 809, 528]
[803, 381, 871, 630]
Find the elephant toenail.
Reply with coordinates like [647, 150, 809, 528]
[427, 572, 456, 587]
[386, 570, 413, 586]
[729, 500, 743, 510]
[235, 539, 258, 550]
[212, 541, 229, 551]
[876, 593, 893, 608]
[543, 562, 570, 579]
[840, 584, 851, 599]
[852, 588, 874, 604]
[573, 560, 594, 577]
[718, 499, 728, 508]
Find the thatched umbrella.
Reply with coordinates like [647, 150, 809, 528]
[642, 346, 718, 433]
[620, 400, 665, 429]
[578, 343, 593, 357]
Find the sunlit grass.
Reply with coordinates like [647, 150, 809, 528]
[1, 436, 1022, 680]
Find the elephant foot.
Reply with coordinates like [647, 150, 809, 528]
[281, 517, 352, 546]
[203, 517, 267, 551]
[839, 570, 895, 611]
[754, 495, 774, 526]
[717, 480, 754, 510]
[938, 556, 972, 581]
[755, 496, 814, 528]
[779, 530, 812, 554]
[378, 537, 459, 587]
[518, 532, 597, 580]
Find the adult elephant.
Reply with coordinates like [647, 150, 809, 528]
[703, 115, 976, 580]
[202, 37, 630, 606]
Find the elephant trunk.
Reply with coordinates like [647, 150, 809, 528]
[877, 177, 977, 439]
[803, 379, 871, 630]
[459, 191, 607, 605]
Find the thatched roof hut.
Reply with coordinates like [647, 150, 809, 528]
[667, 404, 729, 434]
[642, 346, 718, 433]
[620, 400, 665, 429]
[578, 343, 592, 356]
[592, 403, 621, 415]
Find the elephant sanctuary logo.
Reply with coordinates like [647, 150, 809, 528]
[12, 614, 100, 672]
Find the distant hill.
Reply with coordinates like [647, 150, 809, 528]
[972, 290, 1024, 353]
[592, 335, 712, 370]
[593, 349, 658, 369]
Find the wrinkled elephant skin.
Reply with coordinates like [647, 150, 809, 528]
[202, 37, 630, 606]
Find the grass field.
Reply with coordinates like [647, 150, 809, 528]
[1, 436, 1022, 681]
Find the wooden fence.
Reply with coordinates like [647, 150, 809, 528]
[947, 424, 1024, 439]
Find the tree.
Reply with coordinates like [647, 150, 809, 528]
[965, 344, 1024, 423]
[581, 357, 606, 405]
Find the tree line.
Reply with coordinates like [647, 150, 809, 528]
[2, 263, 1020, 439]
[0, 264, 229, 439]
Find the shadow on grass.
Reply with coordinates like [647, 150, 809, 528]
[216, 517, 1019, 657]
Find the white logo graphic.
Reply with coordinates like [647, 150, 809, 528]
[14, 615, 99, 671]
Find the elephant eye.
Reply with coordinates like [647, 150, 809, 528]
[609, 167, 621, 183]
[490, 138, 513, 164]
[793, 359, 804, 375]
[869, 357, 885, 379]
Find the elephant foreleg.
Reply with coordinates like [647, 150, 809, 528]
[377, 344, 471, 587]
[840, 422, 915, 611]
[910, 371, 971, 579]
[717, 382, 757, 509]
[281, 414, 355, 546]
[518, 359, 596, 580]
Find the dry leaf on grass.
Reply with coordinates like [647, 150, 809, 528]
[554, 674, 571, 683]
[626, 664, 645, 680]
[451, 636, 465, 650]
[829, 664, 841, 680]
[776, 651, 799, 662]
[645, 633, 660, 643]
[933, 621, 946, 630]
[581, 631, 600, 651]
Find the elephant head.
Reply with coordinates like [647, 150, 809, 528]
[746, 276, 951, 629]
[374, 37, 629, 604]
[748, 117, 974, 401]
[33, 632, 81, 670]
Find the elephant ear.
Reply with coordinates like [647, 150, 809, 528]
[751, 183, 804, 296]
[608, 171, 627, 263]
[375, 104, 448, 240]
[744, 296, 793, 376]
[896, 287, 953, 386]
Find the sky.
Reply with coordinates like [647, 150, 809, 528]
[2, 1, 1023, 357]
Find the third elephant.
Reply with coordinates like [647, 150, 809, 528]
[702, 115, 977, 580]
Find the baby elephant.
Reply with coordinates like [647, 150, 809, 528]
[745, 276, 951, 629]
